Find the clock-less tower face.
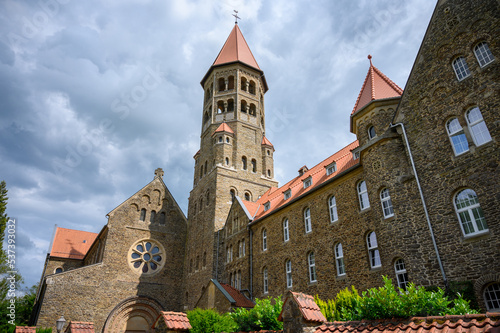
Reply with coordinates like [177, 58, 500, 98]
[128, 239, 165, 275]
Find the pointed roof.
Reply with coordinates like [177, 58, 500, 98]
[351, 55, 403, 115]
[154, 311, 192, 331]
[261, 136, 273, 147]
[220, 282, 255, 308]
[50, 227, 98, 259]
[212, 122, 234, 136]
[213, 24, 260, 70]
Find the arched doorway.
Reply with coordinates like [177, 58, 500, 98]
[103, 296, 163, 333]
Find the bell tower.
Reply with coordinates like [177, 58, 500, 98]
[184, 24, 278, 308]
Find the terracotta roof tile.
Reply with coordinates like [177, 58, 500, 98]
[213, 24, 260, 70]
[241, 200, 261, 218]
[314, 313, 500, 333]
[212, 122, 235, 135]
[64, 321, 95, 333]
[251, 141, 359, 222]
[262, 136, 274, 147]
[156, 311, 192, 331]
[351, 55, 403, 115]
[220, 283, 255, 308]
[50, 227, 98, 260]
[278, 292, 326, 323]
[15, 327, 36, 333]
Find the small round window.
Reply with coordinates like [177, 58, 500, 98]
[128, 239, 165, 275]
[55, 267, 63, 274]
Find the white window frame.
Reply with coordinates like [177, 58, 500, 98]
[284, 189, 291, 200]
[226, 247, 231, 263]
[394, 258, 409, 291]
[242, 239, 245, 257]
[285, 260, 292, 288]
[452, 56, 471, 81]
[335, 243, 345, 276]
[262, 229, 267, 251]
[454, 189, 488, 237]
[446, 118, 469, 155]
[303, 177, 312, 189]
[474, 42, 495, 67]
[283, 218, 289, 242]
[264, 201, 270, 212]
[308, 252, 317, 283]
[304, 208, 312, 233]
[326, 162, 337, 176]
[484, 283, 500, 311]
[466, 107, 492, 147]
[367, 231, 381, 268]
[380, 188, 394, 218]
[263, 267, 269, 294]
[329, 196, 338, 223]
[358, 181, 370, 210]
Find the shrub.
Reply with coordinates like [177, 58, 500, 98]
[187, 308, 237, 333]
[229, 296, 283, 331]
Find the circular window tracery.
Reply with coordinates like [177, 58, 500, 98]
[128, 239, 165, 275]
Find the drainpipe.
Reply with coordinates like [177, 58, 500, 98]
[390, 122, 448, 288]
[249, 227, 253, 300]
[215, 230, 219, 280]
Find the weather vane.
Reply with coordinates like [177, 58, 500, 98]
[233, 10, 241, 24]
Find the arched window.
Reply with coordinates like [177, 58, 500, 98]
[466, 107, 492, 146]
[283, 218, 289, 242]
[394, 258, 409, 291]
[262, 229, 267, 251]
[244, 192, 250, 201]
[251, 159, 257, 172]
[263, 267, 269, 294]
[249, 81, 256, 94]
[241, 100, 247, 113]
[200, 165, 203, 179]
[452, 56, 470, 81]
[159, 212, 165, 225]
[241, 77, 247, 91]
[454, 189, 488, 236]
[308, 252, 317, 283]
[285, 260, 292, 288]
[230, 189, 236, 200]
[227, 99, 234, 112]
[218, 77, 225, 91]
[484, 283, 500, 311]
[55, 267, 63, 274]
[150, 210, 156, 223]
[304, 208, 312, 233]
[226, 157, 230, 166]
[249, 104, 256, 116]
[217, 100, 224, 114]
[237, 270, 242, 289]
[367, 231, 381, 268]
[357, 181, 370, 210]
[206, 190, 210, 204]
[229, 245, 233, 262]
[228, 76, 235, 90]
[140, 208, 146, 221]
[267, 169, 271, 177]
[380, 188, 394, 218]
[474, 42, 495, 67]
[226, 247, 231, 263]
[335, 243, 345, 276]
[446, 118, 469, 155]
[242, 156, 247, 170]
[368, 126, 376, 139]
[204, 161, 208, 175]
[329, 196, 338, 223]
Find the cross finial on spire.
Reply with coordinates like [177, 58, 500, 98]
[233, 10, 241, 24]
[155, 168, 164, 179]
[368, 54, 373, 66]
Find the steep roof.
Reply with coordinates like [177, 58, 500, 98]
[278, 291, 326, 323]
[64, 321, 95, 333]
[154, 311, 192, 331]
[315, 313, 500, 333]
[262, 136, 274, 147]
[220, 283, 255, 308]
[50, 227, 98, 260]
[212, 24, 260, 70]
[250, 141, 359, 222]
[351, 55, 403, 115]
[212, 122, 234, 135]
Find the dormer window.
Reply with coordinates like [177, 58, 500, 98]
[303, 177, 312, 189]
[326, 162, 337, 176]
[284, 189, 291, 200]
[264, 202, 270, 212]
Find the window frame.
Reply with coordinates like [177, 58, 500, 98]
[283, 218, 289, 242]
[357, 181, 370, 210]
[263, 267, 269, 294]
[446, 117, 469, 155]
[264, 202, 270, 212]
[308, 252, 317, 283]
[368, 126, 376, 139]
[483, 283, 500, 311]
[284, 189, 291, 200]
[452, 56, 471, 81]
[380, 188, 394, 218]
[335, 243, 345, 276]
[454, 189, 488, 237]
[367, 231, 381, 268]
[329, 196, 338, 223]
[466, 107, 492, 147]
[303, 177, 312, 189]
[285, 260, 292, 288]
[473, 42, 495, 68]
[262, 229, 267, 251]
[326, 162, 337, 176]
[394, 258, 409, 291]
[304, 207, 312, 233]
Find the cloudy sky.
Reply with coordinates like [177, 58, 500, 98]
[0, 0, 436, 288]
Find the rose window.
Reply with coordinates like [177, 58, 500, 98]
[129, 239, 164, 274]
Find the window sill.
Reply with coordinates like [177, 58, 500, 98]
[359, 207, 371, 214]
[308, 281, 318, 286]
[336, 274, 347, 281]
[369, 265, 382, 272]
[462, 229, 490, 241]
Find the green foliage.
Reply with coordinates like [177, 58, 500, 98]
[187, 308, 237, 333]
[314, 295, 336, 322]
[315, 277, 478, 321]
[229, 296, 283, 331]
[0, 284, 38, 331]
[36, 329, 53, 333]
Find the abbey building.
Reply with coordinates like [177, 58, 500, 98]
[31, 0, 499, 331]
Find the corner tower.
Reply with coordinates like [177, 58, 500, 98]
[185, 24, 278, 308]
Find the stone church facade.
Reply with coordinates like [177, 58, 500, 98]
[31, 0, 499, 331]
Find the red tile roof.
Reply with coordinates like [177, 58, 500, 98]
[212, 122, 234, 135]
[50, 227, 98, 260]
[64, 321, 95, 333]
[241, 200, 261, 218]
[213, 24, 260, 70]
[279, 291, 326, 323]
[262, 136, 274, 147]
[315, 313, 500, 333]
[251, 141, 359, 222]
[15, 327, 36, 333]
[351, 55, 403, 115]
[155, 311, 192, 331]
[220, 283, 255, 308]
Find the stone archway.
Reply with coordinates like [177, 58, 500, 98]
[103, 296, 163, 333]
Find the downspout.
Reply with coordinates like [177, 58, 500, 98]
[249, 227, 253, 300]
[215, 230, 220, 280]
[390, 122, 448, 287]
